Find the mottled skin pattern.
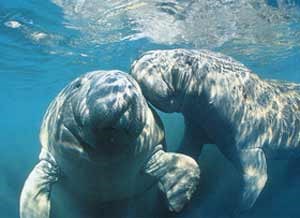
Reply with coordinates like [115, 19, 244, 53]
[130, 49, 300, 214]
[20, 70, 200, 218]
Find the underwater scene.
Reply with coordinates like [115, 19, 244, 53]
[1, 0, 300, 217]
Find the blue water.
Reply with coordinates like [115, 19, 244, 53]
[0, 0, 300, 217]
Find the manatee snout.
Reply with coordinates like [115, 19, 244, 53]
[131, 52, 183, 113]
[65, 71, 147, 160]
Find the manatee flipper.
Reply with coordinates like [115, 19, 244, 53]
[178, 119, 208, 160]
[20, 149, 60, 218]
[144, 145, 200, 212]
[233, 148, 267, 213]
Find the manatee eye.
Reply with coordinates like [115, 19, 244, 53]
[102, 127, 116, 132]
[74, 80, 82, 89]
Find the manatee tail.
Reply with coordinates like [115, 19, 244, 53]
[20, 149, 60, 218]
[144, 146, 200, 212]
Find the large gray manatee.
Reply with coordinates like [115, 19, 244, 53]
[20, 70, 200, 218]
[131, 49, 300, 214]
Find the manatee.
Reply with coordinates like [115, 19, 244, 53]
[130, 49, 300, 214]
[20, 70, 200, 218]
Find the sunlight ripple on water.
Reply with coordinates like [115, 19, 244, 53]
[52, 0, 300, 59]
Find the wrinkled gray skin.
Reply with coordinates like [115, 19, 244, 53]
[131, 49, 300, 215]
[20, 70, 200, 218]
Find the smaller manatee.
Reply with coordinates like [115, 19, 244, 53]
[20, 70, 200, 218]
[131, 49, 300, 215]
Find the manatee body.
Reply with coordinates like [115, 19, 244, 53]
[20, 70, 200, 218]
[131, 49, 300, 214]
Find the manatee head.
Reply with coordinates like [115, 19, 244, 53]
[41, 70, 149, 164]
[131, 49, 200, 113]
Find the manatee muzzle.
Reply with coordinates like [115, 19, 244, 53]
[70, 71, 147, 162]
